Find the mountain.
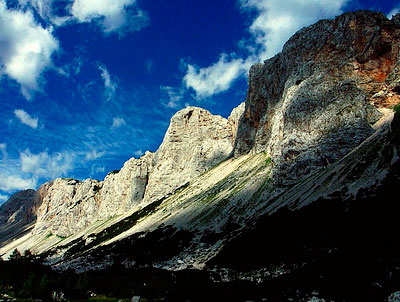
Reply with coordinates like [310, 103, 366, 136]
[1, 10, 400, 302]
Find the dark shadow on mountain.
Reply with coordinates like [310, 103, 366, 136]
[0, 221, 35, 250]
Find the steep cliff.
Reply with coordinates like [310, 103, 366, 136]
[24, 105, 243, 237]
[235, 10, 400, 184]
[0, 12, 399, 290]
[144, 106, 236, 202]
[0, 189, 38, 224]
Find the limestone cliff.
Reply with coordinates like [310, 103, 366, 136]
[144, 107, 235, 202]
[27, 105, 243, 237]
[1, 10, 399, 265]
[235, 10, 400, 184]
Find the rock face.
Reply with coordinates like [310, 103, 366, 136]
[98, 151, 154, 217]
[0, 189, 39, 224]
[144, 107, 236, 202]
[29, 105, 244, 237]
[33, 179, 101, 237]
[2, 10, 400, 252]
[234, 11, 400, 184]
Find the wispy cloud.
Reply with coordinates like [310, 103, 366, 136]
[85, 150, 105, 161]
[90, 164, 105, 177]
[20, 149, 75, 179]
[0, 193, 8, 203]
[0, 1, 59, 99]
[145, 60, 154, 73]
[160, 85, 185, 108]
[182, 0, 346, 99]
[0, 143, 6, 160]
[14, 109, 39, 129]
[133, 150, 143, 157]
[98, 64, 118, 101]
[111, 117, 126, 129]
[388, 7, 399, 18]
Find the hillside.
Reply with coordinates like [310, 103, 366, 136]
[1, 10, 400, 302]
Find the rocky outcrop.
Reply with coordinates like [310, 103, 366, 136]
[4, 10, 399, 253]
[0, 189, 39, 224]
[98, 151, 154, 217]
[33, 178, 101, 237]
[144, 106, 236, 202]
[234, 11, 400, 184]
[28, 105, 244, 237]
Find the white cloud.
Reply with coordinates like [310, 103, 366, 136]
[388, 7, 399, 18]
[241, 0, 345, 59]
[111, 117, 126, 129]
[20, 149, 75, 179]
[0, 174, 37, 193]
[183, 0, 346, 98]
[17, 0, 71, 26]
[14, 109, 39, 129]
[183, 55, 251, 98]
[70, 0, 149, 35]
[0, 1, 59, 99]
[133, 150, 143, 157]
[160, 85, 185, 108]
[0, 143, 6, 160]
[0, 193, 8, 202]
[85, 150, 105, 161]
[98, 64, 117, 101]
[89, 164, 105, 177]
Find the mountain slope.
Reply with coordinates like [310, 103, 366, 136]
[0, 13, 399, 298]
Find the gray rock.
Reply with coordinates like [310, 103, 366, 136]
[144, 106, 237, 202]
[30, 104, 244, 236]
[388, 291, 400, 302]
[234, 10, 399, 184]
[0, 189, 39, 224]
[131, 296, 141, 302]
[307, 297, 326, 302]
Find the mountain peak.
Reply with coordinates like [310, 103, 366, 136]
[234, 9, 400, 184]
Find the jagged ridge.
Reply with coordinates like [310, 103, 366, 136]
[0, 11, 399, 279]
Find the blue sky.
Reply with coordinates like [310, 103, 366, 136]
[0, 0, 399, 204]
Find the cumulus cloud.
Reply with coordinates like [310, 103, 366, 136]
[0, 1, 59, 99]
[98, 64, 118, 101]
[70, 0, 149, 35]
[184, 55, 251, 99]
[20, 149, 75, 179]
[111, 117, 126, 129]
[14, 109, 39, 129]
[241, 0, 345, 59]
[0, 174, 37, 193]
[183, 0, 346, 98]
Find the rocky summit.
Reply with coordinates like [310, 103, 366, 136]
[1, 105, 243, 239]
[235, 10, 400, 184]
[1, 10, 400, 302]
